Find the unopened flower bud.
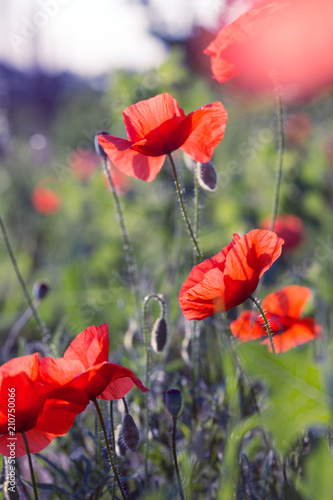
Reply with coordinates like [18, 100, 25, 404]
[165, 389, 182, 418]
[196, 161, 217, 191]
[121, 414, 140, 452]
[94, 130, 109, 160]
[32, 280, 50, 300]
[151, 317, 168, 353]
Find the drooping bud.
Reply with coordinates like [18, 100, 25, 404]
[196, 161, 217, 191]
[165, 389, 182, 418]
[151, 317, 168, 353]
[32, 280, 50, 300]
[94, 130, 109, 160]
[121, 414, 140, 452]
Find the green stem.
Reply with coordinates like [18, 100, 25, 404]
[172, 417, 185, 500]
[0, 215, 51, 349]
[93, 399, 127, 499]
[103, 159, 140, 309]
[167, 154, 203, 262]
[249, 295, 276, 355]
[269, 73, 285, 232]
[110, 400, 116, 500]
[21, 431, 39, 500]
[193, 164, 200, 266]
[142, 293, 166, 486]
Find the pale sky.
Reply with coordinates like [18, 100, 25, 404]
[0, 0, 225, 76]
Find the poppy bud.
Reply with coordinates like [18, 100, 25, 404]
[121, 414, 140, 452]
[94, 130, 109, 160]
[32, 280, 50, 300]
[165, 388, 182, 418]
[196, 161, 217, 191]
[151, 317, 168, 353]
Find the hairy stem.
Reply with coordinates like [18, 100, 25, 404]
[172, 417, 185, 500]
[167, 154, 203, 262]
[269, 73, 285, 232]
[93, 398, 127, 499]
[103, 158, 140, 309]
[0, 215, 51, 350]
[249, 295, 276, 355]
[22, 431, 39, 500]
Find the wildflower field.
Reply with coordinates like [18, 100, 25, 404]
[1, 1, 333, 498]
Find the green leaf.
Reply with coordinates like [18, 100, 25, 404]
[237, 343, 332, 452]
[298, 440, 333, 500]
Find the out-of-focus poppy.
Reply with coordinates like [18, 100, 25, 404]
[39, 324, 149, 401]
[179, 229, 284, 321]
[284, 113, 312, 145]
[204, 0, 333, 95]
[31, 184, 61, 215]
[70, 149, 99, 182]
[231, 285, 321, 352]
[0, 353, 88, 457]
[98, 93, 228, 181]
[260, 214, 304, 252]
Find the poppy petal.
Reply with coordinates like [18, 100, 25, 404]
[262, 285, 312, 319]
[63, 324, 109, 368]
[263, 318, 321, 353]
[223, 229, 283, 309]
[98, 135, 166, 181]
[180, 102, 228, 162]
[123, 93, 184, 141]
[0, 430, 53, 457]
[230, 310, 265, 341]
[179, 236, 239, 320]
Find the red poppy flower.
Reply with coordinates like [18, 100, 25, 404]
[97, 93, 228, 181]
[231, 285, 321, 353]
[70, 149, 98, 182]
[31, 185, 61, 215]
[39, 324, 149, 401]
[204, 0, 333, 95]
[179, 229, 284, 321]
[260, 214, 304, 252]
[0, 353, 89, 457]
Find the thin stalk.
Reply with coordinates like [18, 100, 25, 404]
[269, 73, 285, 232]
[3, 299, 40, 357]
[167, 154, 203, 262]
[0, 215, 50, 346]
[191, 320, 200, 421]
[92, 399, 127, 500]
[142, 293, 166, 487]
[249, 295, 276, 355]
[103, 158, 140, 309]
[21, 431, 39, 500]
[172, 417, 185, 500]
[110, 400, 116, 500]
[193, 164, 200, 265]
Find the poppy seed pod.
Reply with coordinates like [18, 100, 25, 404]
[151, 317, 168, 353]
[121, 414, 140, 452]
[196, 161, 217, 191]
[165, 389, 182, 418]
[94, 130, 109, 159]
[32, 280, 50, 300]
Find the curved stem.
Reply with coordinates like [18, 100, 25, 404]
[142, 293, 166, 487]
[93, 399, 127, 499]
[103, 159, 140, 310]
[249, 295, 276, 355]
[269, 73, 285, 232]
[172, 417, 185, 500]
[21, 431, 39, 500]
[0, 216, 51, 351]
[167, 154, 203, 262]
